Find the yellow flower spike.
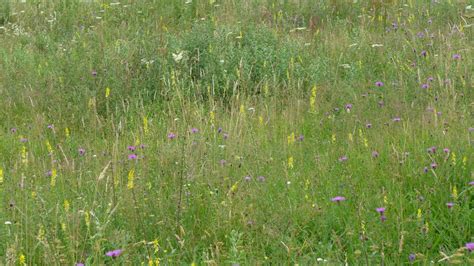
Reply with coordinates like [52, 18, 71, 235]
[148, 259, 154, 266]
[135, 136, 140, 146]
[230, 182, 238, 193]
[417, 209, 422, 221]
[153, 239, 159, 253]
[50, 168, 57, 187]
[263, 81, 269, 95]
[331, 134, 336, 144]
[46, 141, 53, 154]
[348, 133, 353, 142]
[424, 222, 429, 233]
[0, 167, 3, 184]
[84, 212, 91, 228]
[209, 111, 215, 124]
[31, 191, 37, 199]
[191, 262, 197, 266]
[155, 259, 160, 265]
[361, 220, 366, 235]
[105, 87, 111, 98]
[127, 169, 135, 190]
[239, 104, 245, 115]
[288, 132, 295, 145]
[452, 186, 458, 200]
[65, 127, 70, 138]
[143, 116, 149, 135]
[462, 156, 467, 169]
[363, 138, 369, 148]
[61, 222, 67, 232]
[21, 145, 28, 164]
[288, 156, 294, 169]
[19, 254, 26, 265]
[309, 85, 317, 112]
[88, 98, 95, 109]
[64, 200, 70, 212]
[384, 195, 388, 205]
[451, 152, 456, 166]
[259, 116, 264, 125]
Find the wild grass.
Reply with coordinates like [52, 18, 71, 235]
[0, 0, 473, 265]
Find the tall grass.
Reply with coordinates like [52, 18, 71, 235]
[0, 0, 473, 264]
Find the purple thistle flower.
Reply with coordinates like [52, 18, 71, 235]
[76, 263, 85, 266]
[223, 133, 229, 140]
[469, 181, 474, 186]
[20, 138, 28, 143]
[331, 196, 346, 202]
[91, 70, 97, 76]
[452, 54, 461, 60]
[10, 128, 17, 133]
[446, 202, 454, 209]
[423, 167, 429, 173]
[372, 151, 379, 158]
[468, 127, 474, 132]
[421, 83, 429, 89]
[392, 22, 398, 29]
[380, 215, 387, 222]
[443, 148, 450, 153]
[430, 162, 437, 169]
[392, 117, 401, 122]
[190, 128, 199, 133]
[466, 242, 474, 252]
[244, 176, 251, 181]
[139, 144, 146, 149]
[338, 155, 348, 162]
[366, 123, 372, 128]
[345, 104, 353, 112]
[46, 170, 52, 177]
[427, 146, 436, 154]
[257, 176, 265, 182]
[297, 135, 304, 141]
[128, 154, 137, 160]
[217, 127, 223, 133]
[427, 76, 434, 82]
[105, 249, 123, 258]
[421, 50, 427, 57]
[47, 124, 54, 129]
[409, 253, 416, 262]
[167, 133, 176, 140]
[376, 207, 386, 214]
[436, 111, 442, 116]
[78, 148, 86, 156]
[417, 32, 425, 38]
[375, 81, 384, 87]
[219, 159, 226, 166]
[127, 145, 136, 151]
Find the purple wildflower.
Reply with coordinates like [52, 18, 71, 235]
[91, 70, 97, 76]
[366, 123, 372, 128]
[427, 76, 434, 82]
[20, 138, 28, 143]
[331, 196, 346, 202]
[338, 155, 348, 162]
[297, 135, 304, 141]
[223, 133, 229, 140]
[46, 170, 52, 177]
[167, 133, 176, 140]
[105, 249, 123, 258]
[421, 50, 427, 57]
[128, 154, 137, 160]
[372, 151, 379, 158]
[217, 127, 223, 133]
[427, 146, 436, 154]
[393, 117, 401, 122]
[139, 144, 146, 149]
[452, 54, 461, 60]
[423, 167, 429, 173]
[446, 202, 454, 209]
[78, 148, 86, 156]
[10, 128, 17, 133]
[430, 162, 437, 169]
[257, 176, 266, 182]
[244, 176, 251, 181]
[443, 148, 450, 153]
[76, 263, 85, 266]
[127, 145, 136, 151]
[466, 243, 474, 252]
[469, 181, 474, 186]
[376, 207, 386, 214]
[421, 83, 429, 89]
[219, 159, 226, 166]
[375, 81, 384, 87]
[345, 104, 353, 112]
[47, 124, 54, 129]
[380, 215, 387, 222]
[190, 128, 199, 133]
[409, 253, 416, 262]
[417, 32, 425, 38]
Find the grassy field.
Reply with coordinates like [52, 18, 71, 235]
[0, 0, 473, 265]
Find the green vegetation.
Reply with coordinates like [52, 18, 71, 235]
[0, 0, 473, 264]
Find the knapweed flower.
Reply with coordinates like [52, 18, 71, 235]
[430, 162, 437, 169]
[372, 151, 379, 158]
[469, 181, 474, 186]
[380, 215, 387, 222]
[257, 176, 266, 182]
[443, 148, 450, 153]
[376, 207, 386, 214]
[167, 133, 176, 140]
[244, 176, 251, 181]
[128, 154, 137, 160]
[427, 76, 434, 82]
[47, 124, 54, 129]
[78, 148, 85, 156]
[417, 32, 425, 38]
[91, 70, 97, 76]
[421, 83, 429, 89]
[217, 127, 223, 133]
[127, 145, 136, 151]
[452, 54, 461, 60]
[76, 263, 85, 266]
[423, 167, 429, 173]
[345, 104, 353, 112]
[375, 81, 384, 87]
[409, 253, 416, 262]
[219, 159, 226, 166]
[338, 155, 348, 162]
[466, 242, 474, 252]
[298, 135, 304, 141]
[331, 196, 346, 202]
[105, 249, 123, 258]
[427, 146, 436, 154]
[446, 202, 454, 209]
[366, 123, 372, 128]
[223, 133, 229, 140]
[190, 128, 199, 133]
[10, 128, 17, 133]
[421, 50, 427, 57]
[392, 117, 401, 122]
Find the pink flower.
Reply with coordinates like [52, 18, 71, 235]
[105, 249, 123, 258]
[331, 196, 346, 202]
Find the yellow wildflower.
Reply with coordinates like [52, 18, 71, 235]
[127, 168, 135, 189]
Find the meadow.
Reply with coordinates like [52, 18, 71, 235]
[0, 0, 473, 265]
